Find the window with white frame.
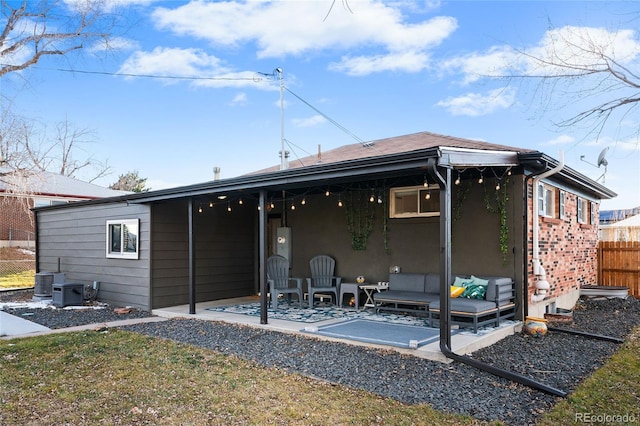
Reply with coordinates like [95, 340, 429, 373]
[389, 185, 440, 218]
[537, 183, 556, 217]
[106, 219, 139, 259]
[577, 198, 589, 224]
[559, 190, 566, 220]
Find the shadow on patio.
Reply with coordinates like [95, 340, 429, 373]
[152, 296, 521, 362]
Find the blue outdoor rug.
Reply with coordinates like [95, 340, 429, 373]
[306, 318, 455, 349]
[206, 301, 432, 326]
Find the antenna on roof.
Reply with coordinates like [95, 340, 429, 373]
[580, 147, 609, 184]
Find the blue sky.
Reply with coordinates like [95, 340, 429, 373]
[4, 0, 640, 210]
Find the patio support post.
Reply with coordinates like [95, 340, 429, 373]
[188, 197, 196, 315]
[429, 159, 567, 397]
[428, 159, 453, 349]
[259, 190, 268, 324]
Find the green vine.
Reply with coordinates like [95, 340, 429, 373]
[344, 190, 375, 251]
[483, 177, 510, 263]
[453, 181, 471, 225]
[381, 189, 390, 254]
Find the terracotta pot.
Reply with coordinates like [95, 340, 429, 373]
[524, 316, 548, 337]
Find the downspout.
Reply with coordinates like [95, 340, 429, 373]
[428, 158, 567, 398]
[531, 152, 564, 304]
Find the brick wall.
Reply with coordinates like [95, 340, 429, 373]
[526, 182, 599, 301]
[0, 195, 35, 241]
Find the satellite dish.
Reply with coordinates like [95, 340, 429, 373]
[579, 146, 609, 184]
[597, 147, 609, 167]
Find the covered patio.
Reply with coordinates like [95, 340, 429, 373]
[152, 297, 520, 363]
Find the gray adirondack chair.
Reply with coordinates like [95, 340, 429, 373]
[267, 255, 303, 310]
[306, 255, 342, 308]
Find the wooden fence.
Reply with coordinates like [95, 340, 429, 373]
[598, 241, 640, 299]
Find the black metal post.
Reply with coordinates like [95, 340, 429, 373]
[188, 198, 196, 315]
[259, 190, 268, 324]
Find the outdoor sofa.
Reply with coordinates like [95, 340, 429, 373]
[373, 272, 515, 333]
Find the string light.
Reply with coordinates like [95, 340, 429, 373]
[423, 174, 429, 187]
[478, 173, 484, 184]
[227, 203, 232, 212]
[290, 203, 296, 210]
[369, 191, 375, 203]
[198, 205, 203, 213]
[337, 195, 343, 207]
[209, 201, 214, 208]
[377, 195, 383, 204]
[495, 181, 501, 191]
[325, 189, 330, 197]
[454, 171, 461, 185]
[238, 198, 243, 205]
[301, 197, 306, 205]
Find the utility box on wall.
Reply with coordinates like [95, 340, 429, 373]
[276, 227, 291, 262]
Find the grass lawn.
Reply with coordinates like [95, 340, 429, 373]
[0, 330, 481, 425]
[0, 270, 35, 289]
[1, 327, 638, 425]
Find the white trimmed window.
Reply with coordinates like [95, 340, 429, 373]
[390, 185, 440, 218]
[538, 183, 555, 217]
[106, 219, 139, 259]
[559, 190, 566, 220]
[577, 198, 588, 224]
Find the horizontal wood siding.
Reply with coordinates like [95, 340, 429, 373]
[37, 203, 151, 310]
[151, 200, 255, 309]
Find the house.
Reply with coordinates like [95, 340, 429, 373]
[32, 131, 615, 321]
[0, 167, 127, 248]
[600, 213, 640, 242]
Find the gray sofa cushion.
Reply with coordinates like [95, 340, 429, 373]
[373, 290, 439, 305]
[429, 298, 497, 313]
[424, 274, 440, 293]
[388, 273, 426, 292]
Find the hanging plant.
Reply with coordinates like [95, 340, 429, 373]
[344, 190, 375, 251]
[453, 180, 471, 225]
[483, 177, 510, 263]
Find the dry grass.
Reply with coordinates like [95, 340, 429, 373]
[0, 330, 487, 425]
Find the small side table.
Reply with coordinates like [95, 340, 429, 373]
[339, 282, 360, 309]
[360, 282, 389, 309]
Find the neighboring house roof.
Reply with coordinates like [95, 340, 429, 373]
[600, 207, 640, 224]
[600, 213, 640, 229]
[0, 167, 128, 199]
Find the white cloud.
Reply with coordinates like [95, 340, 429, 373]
[436, 87, 516, 116]
[292, 115, 327, 128]
[545, 135, 575, 145]
[444, 26, 640, 83]
[330, 50, 431, 76]
[230, 92, 248, 106]
[151, 1, 457, 75]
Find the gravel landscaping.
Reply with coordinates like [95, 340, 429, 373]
[2, 289, 640, 425]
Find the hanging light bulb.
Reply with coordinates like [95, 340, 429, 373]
[495, 182, 501, 191]
[478, 173, 484, 184]
[270, 201, 275, 209]
[209, 201, 214, 208]
[291, 203, 296, 210]
[454, 171, 461, 185]
[238, 198, 243, 205]
[337, 196, 343, 207]
[377, 195, 383, 204]
[369, 192, 375, 202]
[227, 204, 232, 212]
[507, 168, 512, 176]
[257, 205, 261, 211]
[198, 206, 203, 213]
[325, 189, 330, 196]
[423, 174, 429, 187]
[301, 197, 306, 205]
[425, 190, 431, 200]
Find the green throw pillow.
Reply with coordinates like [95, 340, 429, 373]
[461, 283, 487, 299]
[453, 276, 472, 287]
[470, 275, 489, 286]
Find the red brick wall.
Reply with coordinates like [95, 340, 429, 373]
[0, 195, 35, 241]
[526, 182, 599, 301]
